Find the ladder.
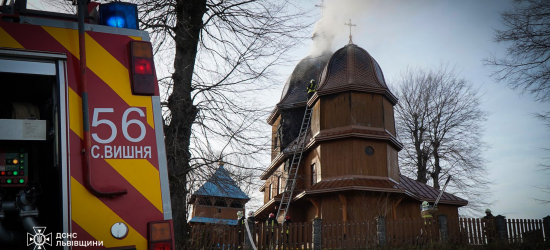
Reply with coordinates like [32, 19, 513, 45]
[275, 104, 314, 224]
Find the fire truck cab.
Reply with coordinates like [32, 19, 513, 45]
[0, 1, 173, 249]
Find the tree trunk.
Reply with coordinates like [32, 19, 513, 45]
[431, 143, 441, 190]
[165, 0, 206, 249]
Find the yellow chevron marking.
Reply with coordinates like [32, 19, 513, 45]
[129, 36, 142, 41]
[69, 87, 84, 139]
[0, 26, 23, 49]
[106, 159, 163, 213]
[71, 177, 147, 250]
[42, 26, 154, 128]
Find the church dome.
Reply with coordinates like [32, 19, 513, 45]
[278, 52, 332, 108]
[317, 43, 397, 104]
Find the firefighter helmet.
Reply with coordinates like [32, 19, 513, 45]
[237, 211, 243, 218]
[485, 209, 491, 213]
[422, 201, 429, 208]
[269, 213, 275, 218]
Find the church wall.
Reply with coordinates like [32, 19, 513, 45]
[350, 92, 385, 129]
[383, 98, 396, 136]
[193, 204, 245, 221]
[300, 145, 321, 189]
[387, 145, 400, 181]
[320, 139, 389, 178]
[320, 92, 388, 131]
[264, 163, 286, 204]
[320, 93, 351, 130]
[281, 107, 306, 150]
[271, 115, 281, 160]
[310, 101, 321, 136]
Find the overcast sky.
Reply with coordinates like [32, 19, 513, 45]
[259, 0, 549, 219]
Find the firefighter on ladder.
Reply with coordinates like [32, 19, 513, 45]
[266, 213, 278, 245]
[307, 79, 317, 99]
[237, 211, 245, 249]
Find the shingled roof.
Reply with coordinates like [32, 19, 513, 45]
[399, 175, 468, 206]
[190, 165, 250, 202]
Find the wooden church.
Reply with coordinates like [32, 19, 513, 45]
[254, 39, 467, 223]
[189, 163, 250, 225]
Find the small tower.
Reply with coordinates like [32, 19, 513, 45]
[189, 162, 250, 225]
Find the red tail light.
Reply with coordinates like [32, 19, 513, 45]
[130, 41, 156, 96]
[152, 242, 171, 250]
[148, 220, 174, 250]
[134, 59, 153, 74]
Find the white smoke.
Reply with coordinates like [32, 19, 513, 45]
[309, 0, 370, 56]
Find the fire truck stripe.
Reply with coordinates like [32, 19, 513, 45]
[71, 177, 147, 249]
[0, 26, 23, 49]
[105, 159, 164, 213]
[69, 87, 84, 139]
[42, 26, 155, 129]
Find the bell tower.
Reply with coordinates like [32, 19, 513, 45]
[308, 41, 402, 182]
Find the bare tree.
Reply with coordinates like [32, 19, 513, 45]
[485, 0, 550, 103]
[485, 0, 550, 204]
[135, 0, 312, 248]
[394, 65, 492, 213]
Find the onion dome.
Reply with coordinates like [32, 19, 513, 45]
[317, 43, 397, 104]
[278, 52, 332, 109]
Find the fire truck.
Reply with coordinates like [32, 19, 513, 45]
[0, 0, 174, 249]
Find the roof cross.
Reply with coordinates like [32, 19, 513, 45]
[344, 19, 357, 44]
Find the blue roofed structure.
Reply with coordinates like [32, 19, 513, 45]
[191, 165, 250, 200]
[189, 163, 250, 225]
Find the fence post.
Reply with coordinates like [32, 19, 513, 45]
[244, 215, 255, 250]
[312, 218, 322, 250]
[438, 214, 449, 243]
[543, 215, 550, 245]
[376, 216, 386, 247]
[495, 215, 508, 242]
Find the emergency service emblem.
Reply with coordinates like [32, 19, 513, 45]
[27, 226, 52, 250]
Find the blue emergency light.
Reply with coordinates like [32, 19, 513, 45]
[99, 2, 138, 30]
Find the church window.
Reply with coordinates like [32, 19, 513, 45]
[311, 163, 317, 185]
[277, 177, 282, 194]
[198, 197, 211, 206]
[214, 199, 227, 207]
[230, 200, 243, 208]
[268, 184, 273, 200]
[365, 146, 374, 156]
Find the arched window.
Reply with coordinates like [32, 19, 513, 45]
[277, 177, 282, 194]
[268, 184, 273, 200]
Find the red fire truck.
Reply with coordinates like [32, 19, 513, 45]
[0, 0, 173, 249]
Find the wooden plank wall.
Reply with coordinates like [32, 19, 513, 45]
[271, 115, 281, 160]
[320, 92, 393, 131]
[321, 139, 389, 178]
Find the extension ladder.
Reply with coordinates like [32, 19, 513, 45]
[275, 104, 313, 224]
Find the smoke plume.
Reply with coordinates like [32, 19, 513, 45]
[310, 0, 370, 56]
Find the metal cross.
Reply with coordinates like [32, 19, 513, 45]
[344, 19, 357, 43]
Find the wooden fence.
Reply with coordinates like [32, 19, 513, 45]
[189, 216, 549, 249]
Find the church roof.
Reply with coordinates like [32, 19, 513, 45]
[399, 175, 468, 206]
[189, 216, 238, 225]
[277, 52, 332, 109]
[191, 165, 250, 201]
[315, 43, 398, 104]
